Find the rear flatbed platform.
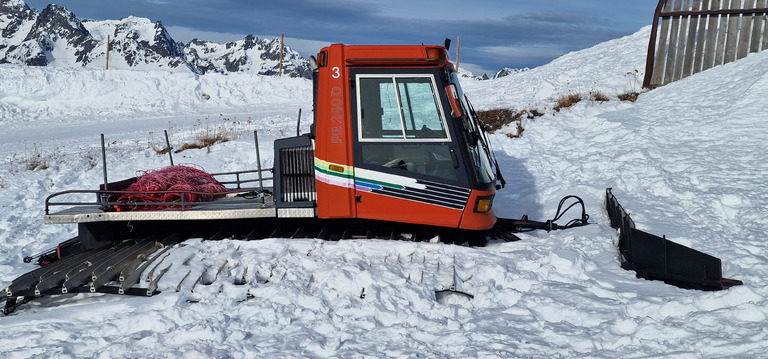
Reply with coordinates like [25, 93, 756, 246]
[45, 193, 316, 224]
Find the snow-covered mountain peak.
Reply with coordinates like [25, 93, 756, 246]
[0, 0, 311, 77]
[185, 34, 311, 77]
[0, 0, 29, 13]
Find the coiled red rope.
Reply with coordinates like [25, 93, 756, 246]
[115, 165, 227, 210]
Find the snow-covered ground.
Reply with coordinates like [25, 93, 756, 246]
[1, 26, 767, 358]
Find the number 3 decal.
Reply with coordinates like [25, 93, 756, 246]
[331, 66, 341, 79]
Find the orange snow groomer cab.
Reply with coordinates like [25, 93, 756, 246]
[310, 43, 500, 231]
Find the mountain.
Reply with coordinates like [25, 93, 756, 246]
[185, 34, 311, 77]
[491, 67, 530, 79]
[0, 0, 312, 77]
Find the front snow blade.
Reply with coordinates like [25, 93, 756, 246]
[605, 188, 742, 291]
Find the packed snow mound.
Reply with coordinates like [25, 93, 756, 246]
[1, 26, 768, 357]
[0, 64, 311, 125]
[462, 26, 650, 111]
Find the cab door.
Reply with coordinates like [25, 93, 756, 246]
[350, 70, 472, 228]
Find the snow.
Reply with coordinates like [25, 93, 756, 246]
[1, 26, 768, 357]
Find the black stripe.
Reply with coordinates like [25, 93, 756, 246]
[415, 179, 470, 194]
[392, 186, 468, 205]
[373, 187, 467, 210]
[419, 184, 470, 198]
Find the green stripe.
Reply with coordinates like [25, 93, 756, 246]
[355, 176, 405, 190]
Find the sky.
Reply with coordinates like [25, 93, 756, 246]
[21, 0, 660, 76]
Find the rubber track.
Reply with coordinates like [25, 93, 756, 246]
[2, 235, 181, 314]
[2, 221, 501, 314]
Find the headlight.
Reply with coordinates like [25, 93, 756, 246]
[474, 195, 494, 213]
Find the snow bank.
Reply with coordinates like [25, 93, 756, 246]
[462, 26, 650, 111]
[0, 64, 309, 124]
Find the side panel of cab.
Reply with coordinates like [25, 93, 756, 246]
[314, 44, 357, 219]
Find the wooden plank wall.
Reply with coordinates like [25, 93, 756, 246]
[644, 0, 768, 88]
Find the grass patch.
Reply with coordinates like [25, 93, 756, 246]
[475, 108, 538, 138]
[553, 93, 583, 112]
[11, 143, 51, 171]
[590, 91, 610, 102]
[24, 154, 49, 171]
[476, 108, 516, 133]
[175, 130, 233, 153]
[618, 92, 640, 102]
[152, 116, 245, 155]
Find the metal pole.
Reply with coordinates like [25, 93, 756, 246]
[253, 131, 265, 195]
[99, 134, 110, 211]
[101, 134, 108, 191]
[164, 130, 174, 166]
[296, 108, 302, 136]
[106, 35, 110, 70]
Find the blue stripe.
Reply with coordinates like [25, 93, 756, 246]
[354, 180, 383, 190]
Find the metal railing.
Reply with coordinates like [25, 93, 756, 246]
[45, 169, 274, 215]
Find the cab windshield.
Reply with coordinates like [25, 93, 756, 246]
[450, 73, 496, 186]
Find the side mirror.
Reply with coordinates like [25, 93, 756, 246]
[445, 84, 462, 118]
[309, 56, 319, 71]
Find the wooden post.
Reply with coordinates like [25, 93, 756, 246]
[682, 0, 702, 78]
[663, 0, 683, 85]
[651, 0, 672, 86]
[714, 0, 730, 66]
[455, 36, 461, 71]
[763, 1, 768, 51]
[760, 0, 768, 51]
[750, 0, 766, 53]
[703, 0, 721, 70]
[693, 0, 708, 73]
[106, 34, 110, 70]
[736, 0, 755, 60]
[724, 0, 742, 63]
[279, 33, 284, 77]
[671, 0, 690, 82]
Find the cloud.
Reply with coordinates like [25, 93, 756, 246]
[454, 61, 494, 78]
[477, 45, 567, 60]
[279, 37, 334, 58]
[165, 26, 248, 44]
[21, 0, 653, 73]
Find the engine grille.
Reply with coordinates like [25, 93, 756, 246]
[274, 136, 316, 206]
